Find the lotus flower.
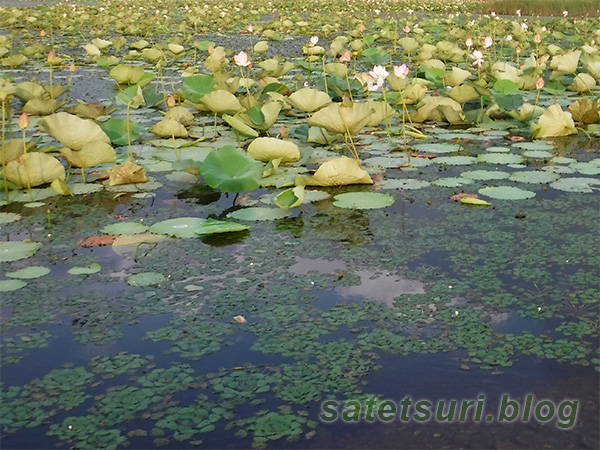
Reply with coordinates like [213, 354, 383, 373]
[234, 51, 250, 67]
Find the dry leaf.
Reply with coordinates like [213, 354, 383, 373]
[233, 315, 247, 323]
[108, 161, 147, 186]
[449, 193, 478, 201]
[79, 235, 117, 247]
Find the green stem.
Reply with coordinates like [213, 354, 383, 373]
[322, 55, 328, 94]
[381, 89, 393, 143]
[170, 108, 179, 160]
[22, 128, 32, 200]
[1, 99, 8, 204]
[127, 101, 133, 161]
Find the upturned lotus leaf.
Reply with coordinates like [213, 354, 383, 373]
[531, 105, 577, 139]
[3, 139, 34, 162]
[286, 88, 331, 113]
[307, 126, 341, 145]
[364, 100, 396, 127]
[237, 101, 283, 132]
[39, 112, 111, 151]
[323, 62, 347, 78]
[549, 50, 581, 79]
[394, 83, 428, 105]
[399, 37, 419, 54]
[199, 90, 242, 114]
[247, 137, 300, 163]
[1, 54, 27, 68]
[300, 157, 373, 186]
[253, 41, 269, 54]
[302, 45, 325, 56]
[274, 186, 304, 209]
[588, 60, 600, 80]
[141, 48, 164, 62]
[22, 98, 64, 115]
[83, 44, 101, 57]
[150, 118, 188, 138]
[167, 43, 185, 54]
[5, 153, 65, 187]
[64, 102, 117, 120]
[412, 96, 467, 124]
[568, 73, 596, 93]
[492, 62, 519, 83]
[200, 145, 263, 193]
[222, 114, 259, 137]
[168, 106, 195, 127]
[448, 85, 479, 103]
[386, 73, 410, 91]
[109, 161, 148, 186]
[60, 141, 116, 168]
[14, 81, 48, 102]
[130, 40, 150, 50]
[0, 78, 16, 96]
[308, 102, 372, 136]
[508, 104, 544, 122]
[258, 59, 294, 77]
[204, 46, 228, 72]
[444, 67, 472, 87]
[110, 64, 145, 85]
[567, 99, 599, 124]
[91, 38, 112, 49]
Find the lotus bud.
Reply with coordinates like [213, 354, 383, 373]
[167, 95, 176, 108]
[247, 24, 254, 33]
[18, 112, 29, 129]
[47, 50, 56, 63]
[403, 24, 410, 33]
[483, 36, 493, 48]
[534, 33, 541, 44]
[208, 44, 214, 54]
[465, 37, 473, 48]
[40, 29, 46, 37]
[516, 46, 521, 55]
[536, 76, 544, 90]
[69, 62, 76, 72]
[358, 24, 365, 32]
[338, 50, 351, 62]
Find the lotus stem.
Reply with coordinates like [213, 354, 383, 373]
[576, 127, 592, 140]
[170, 108, 179, 160]
[46, 209, 52, 229]
[381, 89, 393, 143]
[66, 161, 71, 184]
[81, 167, 85, 183]
[321, 55, 328, 94]
[213, 113, 218, 138]
[240, 66, 252, 100]
[1, 98, 8, 204]
[344, 71, 353, 102]
[339, 113, 359, 161]
[127, 100, 133, 161]
[21, 128, 32, 200]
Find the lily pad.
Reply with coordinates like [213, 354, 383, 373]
[195, 219, 249, 236]
[461, 170, 510, 181]
[0, 213, 21, 224]
[200, 146, 263, 193]
[127, 272, 166, 286]
[550, 177, 600, 193]
[523, 150, 554, 159]
[508, 171, 560, 184]
[333, 192, 395, 210]
[486, 146, 510, 153]
[412, 142, 461, 154]
[434, 156, 477, 165]
[478, 153, 525, 164]
[432, 177, 474, 187]
[150, 217, 207, 238]
[569, 162, 600, 176]
[0, 241, 42, 262]
[0, 279, 27, 292]
[378, 179, 431, 190]
[479, 186, 536, 200]
[6, 266, 51, 279]
[101, 222, 149, 236]
[68, 263, 102, 275]
[227, 207, 291, 221]
[512, 141, 555, 151]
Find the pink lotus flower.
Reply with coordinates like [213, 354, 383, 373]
[483, 36, 493, 48]
[358, 24, 365, 32]
[470, 50, 484, 68]
[403, 24, 410, 33]
[369, 65, 389, 87]
[234, 50, 250, 67]
[18, 112, 29, 129]
[534, 33, 541, 43]
[247, 24, 254, 33]
[309, 35, 319, 47]
[465, 37, 473, 48]
[521, 22, 528, 31]
[47, 50, 56, 63]
[339, 50, 351, 62]
[536, 77, 544, 90]
[167, 95, 176, 108]
[393, 64, 409, 79]
[516, 9, 521, 16]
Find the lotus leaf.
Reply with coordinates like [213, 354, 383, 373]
[508, 104, 544, 122]
[60, 141, 116, 168]
[461, 170, 510, 181]
[301, 157, 373, 186]
[5, 266, 50, 279]
[110, 64, 145, 85]
[479, 186, 536, 200]
[550, 177, 600, 193]
[108, 161, 148, 186]
[364, 100, 396, 127]
[167, 106, 195, 127]
[247, 137, 300, 163]
[99, 118, 144, 146]
[168, 43, 185, 54]
[83, 44, 101, 57]
[531, 105, 577, 139]
[303, 45, 325, 56]
[195, 218, 249, 236]
[5, 153, 65, 188]
[130, 40, 150, 50]
[323, 62, 348, 78]
[199, 90, 242, 114]
[22, 98, 64, 116]
[333, 192, 394, 210]
[127, 272, 165, 286]
[222, 114, 260, 137]
[549, 50, 581, 79]
[182, 74, 215, 102]
[254, 41, 269, 54]
[478, 153, 524, 164]
[14, 81, 48, 102]
[568, 99, 599, 124]
[448, 85, 479, 103]
[460, 197, 491, 206]
[1, 54, 27, 68]
[68, 263, 101, 275]
[275, 186, 304, 209]
[444, 67, 472, 87]
[200, 145, 263, 193]
[237, 101, 283, 132]
[227, 207, 291, 221]
[0, 240, 42, 262]
[65, 102, 117, 120]
[39, 112, 110, 151]
[150, 217, 207, 238]
[2, 139, 35, 162]
[150, 119, 188, 138]
[307, 126, 340, 145]
[394, 83, 428, 105]
[286, 88, 332, 113]
[100, 222, 149, 235]
[399, 37, 419, 54]
[492, 62, 519, 83]
[204, 46, 228, 73]
[141, 48, 164, 62]
[568, 73, 596, 93]
[308, 102, 372, 136]
[509, 171, 560, 184]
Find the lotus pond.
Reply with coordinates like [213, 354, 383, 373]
[1, 1, 599, 449]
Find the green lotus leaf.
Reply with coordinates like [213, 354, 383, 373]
[150, 217, 207, 238]
[286, 88, 332, 113]
[0, 240, 42, 262]
[253, 40, 269, 54]
[493, 79, 520, 95]
[568, 73, 596, 93]
[200, 145, 263, 193]
[6, 265, 50, 279]
[448, 85, 479, 103]
[222, 114, 260, 137]
[300, 156, 373, 187]
[477, 153, 524, 164]
[60, 141, 116, 168]
[227, 207, 291, 221]
[364, 100, 396, 127]
[127, 272, 165, 286]
[508, 104, 544, 122]
[39, 112, 111, 151]
[399, 36, 419, 53]
[99, 118, 144, 146]
[199, 90, 243, 114]
[68, 263, 101, 275]
[182, 74, 215, 102]
[237, 101, 283, 132]
[194, 218, 249, 236]
[550, 177, 600, 193]
[434, 156, 477, 165]
[444, 67, 472, 87]
[0, 279, 27, 292]
[150, 118, 188, 138]
[508, 170, 560, 184]
[549, 50, 581, 79]
[1, 54, 28, 68]
[461, 170, 510, 181]
[101, 222, 149, 235]
[333, 192, 394, 210]
[110, 64, 145, 85]
[5, 153, 65, 188]
[141, 48, 164, 62]
[247, 137, 300, 163]
[274, 186, 304, 209]
[567, 99, 599, 124]
[323, 62, 347, 78]
[531, 105, 577, 139]
[479, 186, 536, 200]
[0, 212, 21, 224]
[308, 102, 372, 136]
[432, 177, 474, 187]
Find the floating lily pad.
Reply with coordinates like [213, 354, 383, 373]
[6, 266, 51, 279]
[550, 177, 600, 193]
[195, 219, 249, 236]
[228, 207, 291, 221]
[333, 192, 395, 210]
[303, 190, 331, 202]
[569, 162, 600, 176]
[364, 156, 409, 168]
[461, 170, 511, 181]
[378, 179, 431, 190]
[0, 279, 27, 292]
[523, 150, 554, 159]
[150, 217, 207, 238]
[0, 241, 42, 262]
[101, 222, 149, 235]
[485, 146, 510, 153]
[479, 186, 536, 200]
[68, 263, 101, 275]
[24, 202, 46, 208]
[434, 156, 477, 165]
[478, 153, 524, 164]
[551, 156, 577, 165]
[508, 171, 560, 184]
[127, 272, 166, 286]
[512, 141, 555, 151]
[0, 213, 21, 224]
[432, 177, 474, 187]
[412, 142, 461, 154]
